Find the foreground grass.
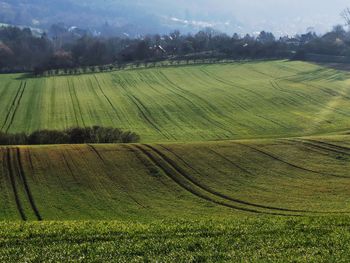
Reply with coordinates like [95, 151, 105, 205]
[1, 217, 350, 262]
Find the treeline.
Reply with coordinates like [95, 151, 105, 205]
[0, 126, 140, 145]
[1, 24, 350, 74]
[34, 58, 253, 77]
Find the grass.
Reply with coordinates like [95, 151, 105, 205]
[1, 217, 350, 262]
[1, 136, 350, 221]
[1, 61, 350, 142]
[2, 60, 350, 261]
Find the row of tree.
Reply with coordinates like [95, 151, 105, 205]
[2, 24, 350, 74]
[0, 126, 140, 145]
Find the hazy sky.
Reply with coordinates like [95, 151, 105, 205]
[5, 0, 348, 35]
[143, 0, 349, 35]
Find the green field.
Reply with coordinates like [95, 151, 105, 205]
[1, 136, 350, 221]
[1, 60, 350, 141]
[2, 217, 350, 262]
[1, 60, 350, 261]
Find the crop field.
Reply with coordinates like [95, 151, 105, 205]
[1, 61, 350, 142]
[2, 217, 350, 262]
[1, 60, 350, 261]
[1, 135, 350, 221]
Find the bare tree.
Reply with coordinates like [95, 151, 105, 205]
[341, 8, 350, 26]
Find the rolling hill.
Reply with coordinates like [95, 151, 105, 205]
[1, 60, 350, 142]
[0, 0, 237, 36]
[1, 136, 350, 221]
[1, 60, 350, 261]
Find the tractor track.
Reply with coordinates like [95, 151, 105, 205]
[272, 79, 350, 118]
[284, 79, 350, 118]
[199, 68, 288, 128]
[285, 138, 350, 160]
[84, 145, 147, 209]
[148, 75, 238, 136]
[125, 145, 171, 190]
[5, 82, 26, 133]
[135, 71, 229, 136]
[199, 68, 270, 102]
[131, 144, 287, 215]
[1, 82, 23, 132]
[207, 149, 255, 176]
[26, 148, 35, 172]
[235, 142, 344, 179]
[156, 71, 227, 114]
[275, 139, 333, 157]
[5, 148, 26, 220]
[1, 81, 25, 133]
[157, 143, 350, 215]
[145, 144, 321, 214]
[67, 79, 80, 126]
[115, 75, 170, 139]
[122, 74, 178, 138]
[67, 79, 85, 127]
[159, 69, 255, 133]
[93, 75, 122, 121]
[303, 139, 350, 156]
[87, 144, 107, 164]
[15, 148, 42, 221]
[287, 139, 348, 156]
[61, 151, 79, 182]
[159, 145, 253, 177]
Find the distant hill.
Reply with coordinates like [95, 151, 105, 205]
[0, 0, 160, 36]
[0, 0, 345, 37]
[0, 0, 239, 37]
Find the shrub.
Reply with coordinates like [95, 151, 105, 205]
[28, 130, 70, 145]
[0, 132, 27, 145]
[0, 126, 140, 145]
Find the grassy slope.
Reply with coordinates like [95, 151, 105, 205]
[1, 135, 350, 221]
[1, 61, 350, 142]
[2, 61, 350, 261]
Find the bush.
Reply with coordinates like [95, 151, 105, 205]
[66, 126, 140, 144]
[0, 126, 140, 145]
[0, 132, 27, 145]
[28, 130, 70, 145]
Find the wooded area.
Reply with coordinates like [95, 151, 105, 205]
[1, 24, 350, 75]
